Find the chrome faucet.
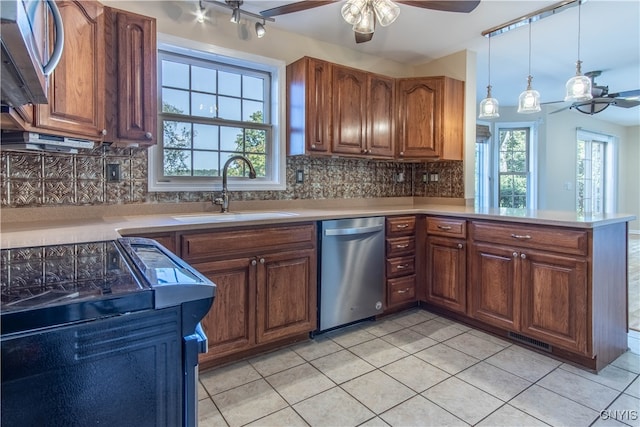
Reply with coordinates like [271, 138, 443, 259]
[213, 155, 257, 213]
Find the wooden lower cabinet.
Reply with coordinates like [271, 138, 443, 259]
[178, 223, 317, 368]
[425, 236, 466, 314]
[468, 221, 590, 356]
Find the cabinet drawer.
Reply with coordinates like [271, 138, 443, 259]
[386, 236, 415, 257]
[386, 256, 415, 278]
[426, 217, 466, 238]
[470, 221, 587, 256]
[181, 223, 316, 261]
[386, 216, 416, 236]
[387, 275, 416, 306]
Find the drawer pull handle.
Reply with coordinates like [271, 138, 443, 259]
[396, 244, 410, 248]
[396, 224, 409, 229]
[396, 264, 409, 270]
[437, 225, 452, 230]
[511, 234, 532, 240]
[397, 288, 412, 294]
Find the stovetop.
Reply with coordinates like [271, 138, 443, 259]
[1, 240, 153, 334]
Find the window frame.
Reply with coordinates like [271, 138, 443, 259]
[491, 121, 538, 209]
[148, 33, 286, 192]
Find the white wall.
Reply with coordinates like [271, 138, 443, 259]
[619, 126, 640, 233]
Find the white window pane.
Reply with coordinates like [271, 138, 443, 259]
[243, 75, 264, 100]
[220, 127, 243, 151]
[193, 124, 219, 150]
[218, 96, 241, 120]
[164, 149, 191, 176]
[191, 93, 217, 118]
[162, 88, 190, 114]
[163, 121, 191, 148]
[192, 66, 216, 93]
[162, 60, 189, 89]
[243, 100, 264, 122]
[193, 151, 219, 177]
[219, 70, 241, 96]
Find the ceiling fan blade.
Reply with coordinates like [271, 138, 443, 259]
[260, 0, 337, 17]
[609, 89, 640, 99]
[355, 31, 374, 43]
[612, 98, 640, 108]
[396, 0, 480, 13]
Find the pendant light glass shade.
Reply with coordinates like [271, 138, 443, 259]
[353, 3, 375, 34]
[342, 0, 368, 25]
[518, 76, 541, 113]
[517, 22, 541, 114]
[372, 0, 400, 26]
[565, 3, 592, 102]
[478, 36, 499, 119]
[479, 86, 500, 118]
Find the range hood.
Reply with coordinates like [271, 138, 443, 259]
[1, 132, 95, 154]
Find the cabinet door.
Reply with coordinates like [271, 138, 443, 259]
[520, 250, 588, 354]
[35, 0, 105, 140]
[195, 257, 256, 362]
[425, 236, 466, 313]
[255, 249, 317, 343]
[468, 243, 520, 330]
[332, 66, 367, 155]
[397, 78, 439, 158]
[105, 8, 157, 145]
[367, 75, 395, 157]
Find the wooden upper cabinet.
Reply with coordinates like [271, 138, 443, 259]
[332, 66, 395, 158]
[35, 0, 106, 140]
[397, 77, 438, 158]
[104, 7, 157, 146]
[397, 76, 464, 160]
[367, 74, 395, 157]
[332, 66, 367, 155]
[287, 57, 332, 155]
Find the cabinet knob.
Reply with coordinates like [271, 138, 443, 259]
[144, 132, 153, 140]
[457, 243, 463, 249]
[521, 253, 527, 259]
[100, 129, 107, 136]
[260, 258, 265, 264]
[311, 144, 317, 149]
[513, 252, 519, 258]
[399, 151, 404, 156]
[251, 259, 257, 266]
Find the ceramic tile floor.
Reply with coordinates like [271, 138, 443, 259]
[197, 309, 640, 427]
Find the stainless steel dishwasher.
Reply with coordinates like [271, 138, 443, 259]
[319, 216, 385, 331]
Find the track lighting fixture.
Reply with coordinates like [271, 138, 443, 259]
[197, 0, 275, 38]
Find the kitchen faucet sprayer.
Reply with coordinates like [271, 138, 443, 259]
[214, 155, 257, 213]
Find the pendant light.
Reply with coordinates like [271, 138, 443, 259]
[478, 35, 499, 119]
[565, 0, 592, 102]
[517, 20, 541, 114]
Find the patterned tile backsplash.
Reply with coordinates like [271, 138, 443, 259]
[0, 147, 463, 208]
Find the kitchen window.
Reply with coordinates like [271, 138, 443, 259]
[576, 128, 617, 215]
[148, 34, 286, 192]
[474, 122, 538, 209]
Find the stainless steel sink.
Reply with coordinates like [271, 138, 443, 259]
[172, 211, 299, 223]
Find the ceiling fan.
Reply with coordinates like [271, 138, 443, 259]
[259, 0, 481, 43]
[550, 71, 640, 115]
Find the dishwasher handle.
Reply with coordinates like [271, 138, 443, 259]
[325, 224, 384, 236]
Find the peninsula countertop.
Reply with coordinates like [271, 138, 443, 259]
[1, 198, 636, 249]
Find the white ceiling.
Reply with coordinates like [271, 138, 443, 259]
[230, 0, 640, 126]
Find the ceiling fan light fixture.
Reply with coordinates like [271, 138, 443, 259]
[565, 60, 593, 102]
[372, 0, 400, 27]
[196, 1, 206, 23]
[255, 20, 266, 38]
[342, 0, 367, 25]
[353, 3, 375, 34]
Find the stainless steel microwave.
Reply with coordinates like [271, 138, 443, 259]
[0, 0, 64, 107]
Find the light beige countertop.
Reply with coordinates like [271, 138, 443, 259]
[0, 198, 636, 249]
